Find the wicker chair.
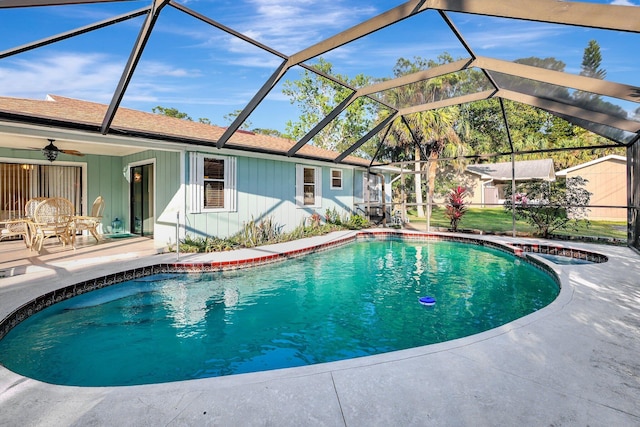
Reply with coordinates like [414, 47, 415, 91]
[0, 197, 48, 247]
[31, 197, 75, 253]
[0, 220, 31, 246]
[74, 196, 105, 243]
[26, 197, 49, 217]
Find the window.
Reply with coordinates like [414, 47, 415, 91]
[189, 153, 236, 213]
[303, 167, 315, 205]
[330, 169, 343, 189]
[296, 165, 321, 207]
[204, 158, 224, 209]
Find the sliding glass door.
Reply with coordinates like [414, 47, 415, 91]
[129, 163, 154, 236]
[0, 162, 82, 220]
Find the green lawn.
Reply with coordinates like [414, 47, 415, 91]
[405, 207, 627, 241]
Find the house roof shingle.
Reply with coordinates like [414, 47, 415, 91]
[0, 94, 373, 167]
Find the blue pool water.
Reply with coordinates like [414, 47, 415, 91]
[0, 240, 559, 386]
[536, 253, 594, 265]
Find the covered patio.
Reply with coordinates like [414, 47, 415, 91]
[0, 234, 159, 279]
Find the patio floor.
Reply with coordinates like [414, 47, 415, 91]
[0, 230, 639, 426]
[0, 234, 161, 279]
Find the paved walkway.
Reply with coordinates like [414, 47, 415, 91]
[0, 231, 639, 426]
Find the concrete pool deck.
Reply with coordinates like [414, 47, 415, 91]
[0, 230, 639, 426]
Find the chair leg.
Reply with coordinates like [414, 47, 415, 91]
[25, 223, 34, 249]
[32, 234, 43, 253]
[90, 228, 100, 243]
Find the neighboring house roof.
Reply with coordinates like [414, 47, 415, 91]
[466, 159, 556, 181]
[0, 94, 374, 167]
[555, 155, 626, 176]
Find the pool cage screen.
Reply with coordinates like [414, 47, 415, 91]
[386, 143, 632, 245]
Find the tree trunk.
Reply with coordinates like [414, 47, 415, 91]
[427, 152, 439, 216]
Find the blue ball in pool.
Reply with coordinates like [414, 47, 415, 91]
[419, 296, 436, 306]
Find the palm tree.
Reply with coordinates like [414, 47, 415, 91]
[406, 108, 462, 217]
[384, 100, 462, 217]
[378, 56, 469, 217]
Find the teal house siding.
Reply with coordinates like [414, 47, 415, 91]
[322, 166, 355, 219]
[354, 170, 365, 207]
[183, 153, 363, 239]
[184, 154, 297, 239]
[86, 154, 125, 233]
[1, 145, 388, 249]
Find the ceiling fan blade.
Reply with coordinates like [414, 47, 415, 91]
[60, 149, 85, 156]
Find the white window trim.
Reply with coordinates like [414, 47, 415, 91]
[330, 168, 343, 190]
[189, 152, 237, 213]
[296, 164, 322, 208]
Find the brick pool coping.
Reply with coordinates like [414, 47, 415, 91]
[0, 230, 605, 341]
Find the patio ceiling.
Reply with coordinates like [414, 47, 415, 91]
[1, 0, 639, 165]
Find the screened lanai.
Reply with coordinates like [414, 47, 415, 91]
[0, 0, 639, 248]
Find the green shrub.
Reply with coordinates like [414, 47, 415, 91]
[234, 216, 283, 248]
[345, 214, 370, 229]
[178, 235, 236, 253]
[177, 234, 205, 253]
[325, 207, 342, 225]
[175, 211, 373, 253]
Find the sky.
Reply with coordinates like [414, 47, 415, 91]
[0, 0, 638, 134]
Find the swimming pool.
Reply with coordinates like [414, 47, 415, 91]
[536, 253, 594, 265]
[0, 239, 559, 386]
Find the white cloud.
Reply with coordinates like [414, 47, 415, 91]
[137, 61, 201, 78]
[0, 52, 121, 102]
[0, 51, 207, 105]
[611, 0, 637, 5]
[219, 0, 379, 61]
[464, 20, 567, 51]
[226, 55, 285, 69]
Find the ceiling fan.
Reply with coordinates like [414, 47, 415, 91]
[40, 139, 85, 162]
